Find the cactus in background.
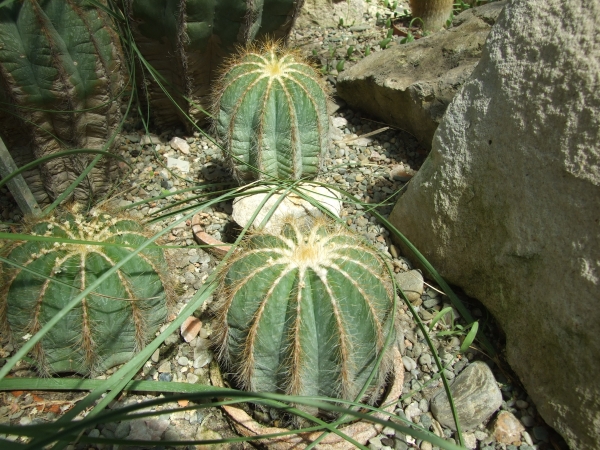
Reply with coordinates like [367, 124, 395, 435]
[409, 0, 454, 31]
[214, 44, 329, 182]
[213, 218, 396, 406]
[0, 211, 172, 376]
[0, 0, 127, 205]
[121, 0, 305, 130]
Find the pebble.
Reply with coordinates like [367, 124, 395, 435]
[404, 402, 421, 422]
[180, 316, 202, 342]
[158, 361, 172, 373]
[177, 356, 189, 366]
[431, 361, 503, 431]
[395, 270, 424, 302]
[492, 411, 526, 445]
[166, 156, 190, 173]
[402, 355, 417, 372]
[170, 136, 190, 154]
[532, 426, 549, 442]
[520, 415, 535, 427]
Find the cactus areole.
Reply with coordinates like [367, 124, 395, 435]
[214, 44, 329, 182]
[214, 219, 396, 406]
[0, 211, 172, 376]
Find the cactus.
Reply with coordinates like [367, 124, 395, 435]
[0, 211, 172, 376]
[213, 218, 396, 407]
[214, 44, 329, 182]
[0, 0, 127, 206]
[121, 0, 305, 130]
[409, 0, 454, 31]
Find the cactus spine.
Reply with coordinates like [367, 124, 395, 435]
[213, 219, 396, 405]
[409, 0, 454, 31]
[0, 211, 172, 376]
[214, 44, 329, 182]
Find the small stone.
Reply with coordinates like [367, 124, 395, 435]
[181, 316, 202, 342]
[158, 372, 172, 382]
[532, 426, 549, 442]
[177, 356, 189, 366]
[420, 413, 433, 430]
[332, 117, 348, 128]
[520, 415, 535, 427]
[395, 270, 424, 302]
[381, 437, 394, 447]
[463, 432, 477, 449]
[402, 356, 417, 372]
[474, 430, 488, 441]
[368, 436, 383, 449]
[419, 353, 432, 366]
[87, 428, 100, 438]
[390, 165, 415, 182]
[193, 350, 213, 369]
[19, 416, 32, 425]
[382, 426, 396, 436]
[158, 361, 171, 373]
[164, 428, 180, 441]
[420, 441, 432, 450]
[431, 361, 502, 431]
[390, 244, 399, 258]
[170, 136, 190, 154]
[151, 349, 160, 363]
[521, 430, 534, 446]
[404, 402, 421, 422]
[166, 157, 190, 173]
[515, 400, 529, 409]
[186, 372, 199, 384]
[115, 422, 130, 439]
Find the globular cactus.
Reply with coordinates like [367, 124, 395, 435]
[121, 0, 305, 130]
[0, 0, 126, 205]
[214, 44, 329, 182]
[213, 218, 396, 407]
[409, 0, 454, 31]
[0, 211, 172, 376]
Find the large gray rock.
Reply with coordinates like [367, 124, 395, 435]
[389, 1, 600, 448]
[336, 2, 505, 149]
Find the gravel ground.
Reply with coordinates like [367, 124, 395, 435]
[0, 2, 565, 449]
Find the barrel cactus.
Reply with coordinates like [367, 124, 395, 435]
[121, 0, 305, 130]
[0, 211, 173, 376]
[0, 0, 126, 206]
[213, 218, 396, 407]
[409, 0, 454, 31]
[214, 44, 329, 182]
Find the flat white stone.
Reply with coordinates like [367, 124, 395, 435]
[166, 157, 190, 173]
[232, 183, 343, 234]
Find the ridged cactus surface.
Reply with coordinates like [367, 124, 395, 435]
[214, 44, 329, 182]
[0, 212, 171, 375]
[409, 0, 454, 31]
[122, 0, 305, 130]
[0, 0, 126, 205]
[214, 219, 395, 404]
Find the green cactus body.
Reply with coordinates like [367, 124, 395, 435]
[122, 0, 305, 130]
[214, 219, 395, 405]
[215, 45, 329, 182]
[0, 0, 126, 205]
[0, 212, 172, 375]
